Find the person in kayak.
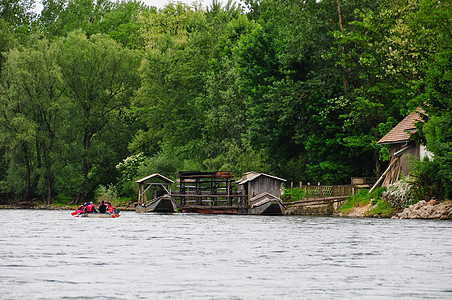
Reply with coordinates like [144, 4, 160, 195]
[98, 201, 107, 213]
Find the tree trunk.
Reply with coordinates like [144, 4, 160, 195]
[45, 159, 52, 205]
[78, 133, 93, 205]
[375, 149, 381, 179]
[23, 144, 31, 202]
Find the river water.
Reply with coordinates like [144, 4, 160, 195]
[0, 210, 451, 299]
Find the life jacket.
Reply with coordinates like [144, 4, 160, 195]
[86, 203, 94, 212]
[107, 204, 114, 213]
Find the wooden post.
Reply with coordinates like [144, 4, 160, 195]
[227, 179, 231, 206]
[291, 182, 293, 189]
[299, 181, 302, 188]
[369, 156, 400, 194]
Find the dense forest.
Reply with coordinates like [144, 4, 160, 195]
[0, 0, 450, 205]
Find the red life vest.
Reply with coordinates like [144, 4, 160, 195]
[86, 203, 93, 212]
[107, 204, 114, 213]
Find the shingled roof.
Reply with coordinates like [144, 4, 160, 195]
[377, 109, 425, 145]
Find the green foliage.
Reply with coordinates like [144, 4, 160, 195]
[410, 158, 448, 201]
[281, 187, 305, 202]
[1, 0, 451, 205]
[202, 139, 270, 178]
[365, 198, 395, 218]
[116, 153, 146, 181]
[340, 187, 385, 213]
[95, 184, 118, 204]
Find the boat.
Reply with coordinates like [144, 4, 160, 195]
[248, 192, 285, 215]
[136, 195, 177, 213]
[71, 210, 119, 218]
[78, 213, 119, 218]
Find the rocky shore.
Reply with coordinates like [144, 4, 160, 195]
[394, 199, 452, 220]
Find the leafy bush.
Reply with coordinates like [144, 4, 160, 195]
[281, 187, 305, 202]
[419, 112, 452, 199]
[95, 184, 118, 204]
[409, 158, 445, 201]
[366, 198, 395, 217]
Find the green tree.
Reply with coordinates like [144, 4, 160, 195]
[0, 0, 35, 40]
[58, 31, 141, 204]
[39, 0, 113, 37]
[0, 38, 65, 203]
[134, 2, 208, 159]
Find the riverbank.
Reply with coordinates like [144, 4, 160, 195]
[337, 199, 452, 220]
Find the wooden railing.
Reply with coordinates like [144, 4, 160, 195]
[301, 184, 353, 199]
[283, 184, 354, 208]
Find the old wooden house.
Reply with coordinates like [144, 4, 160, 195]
[236, 172, 286, 203]
[372, 108, 433, 189]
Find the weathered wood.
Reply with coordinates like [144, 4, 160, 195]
[137, 195, 177, 213]
[284, 196, 348, 206]
[369, 156, 400, 193]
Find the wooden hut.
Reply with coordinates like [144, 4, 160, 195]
[135, 173, 176, 212]
[370, 108, 433, 191]
[236, 172, 287, 204]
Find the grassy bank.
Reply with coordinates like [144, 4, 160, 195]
[340, 187, 396, 217]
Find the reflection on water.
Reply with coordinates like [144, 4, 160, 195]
[0, 210, 451, 299]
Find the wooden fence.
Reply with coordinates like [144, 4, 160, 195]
[301, 184, 353, 198]
[283, 184, 355, 208]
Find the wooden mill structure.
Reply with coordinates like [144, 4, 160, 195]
[135, 171, 286, 215]
[172, 171, 245, 213]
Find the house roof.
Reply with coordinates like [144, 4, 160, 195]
[236, 172, 286, 184]
[377, 109, 425, 145]
[135, 173, 174, 184]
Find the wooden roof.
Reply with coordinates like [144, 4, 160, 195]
[377, 109, 425, 145]
[135, 173, 174, 184]
[236, 172, 286, 185]
[250, 192, 281, 204]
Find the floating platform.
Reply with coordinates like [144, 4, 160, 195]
[248, 192, 285, 215]
[136, 195, 177, 213]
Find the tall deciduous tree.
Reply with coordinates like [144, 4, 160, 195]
[58, 31, 141, 203]
[0, 38, 65, 203]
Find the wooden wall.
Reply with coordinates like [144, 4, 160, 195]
[249, 176, 282, 199]
[382, 143, 420, 186]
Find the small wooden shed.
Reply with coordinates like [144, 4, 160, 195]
[370, 108, 432, 190]
[135, 173, 174, 204]
[236, 172, 286, 205]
